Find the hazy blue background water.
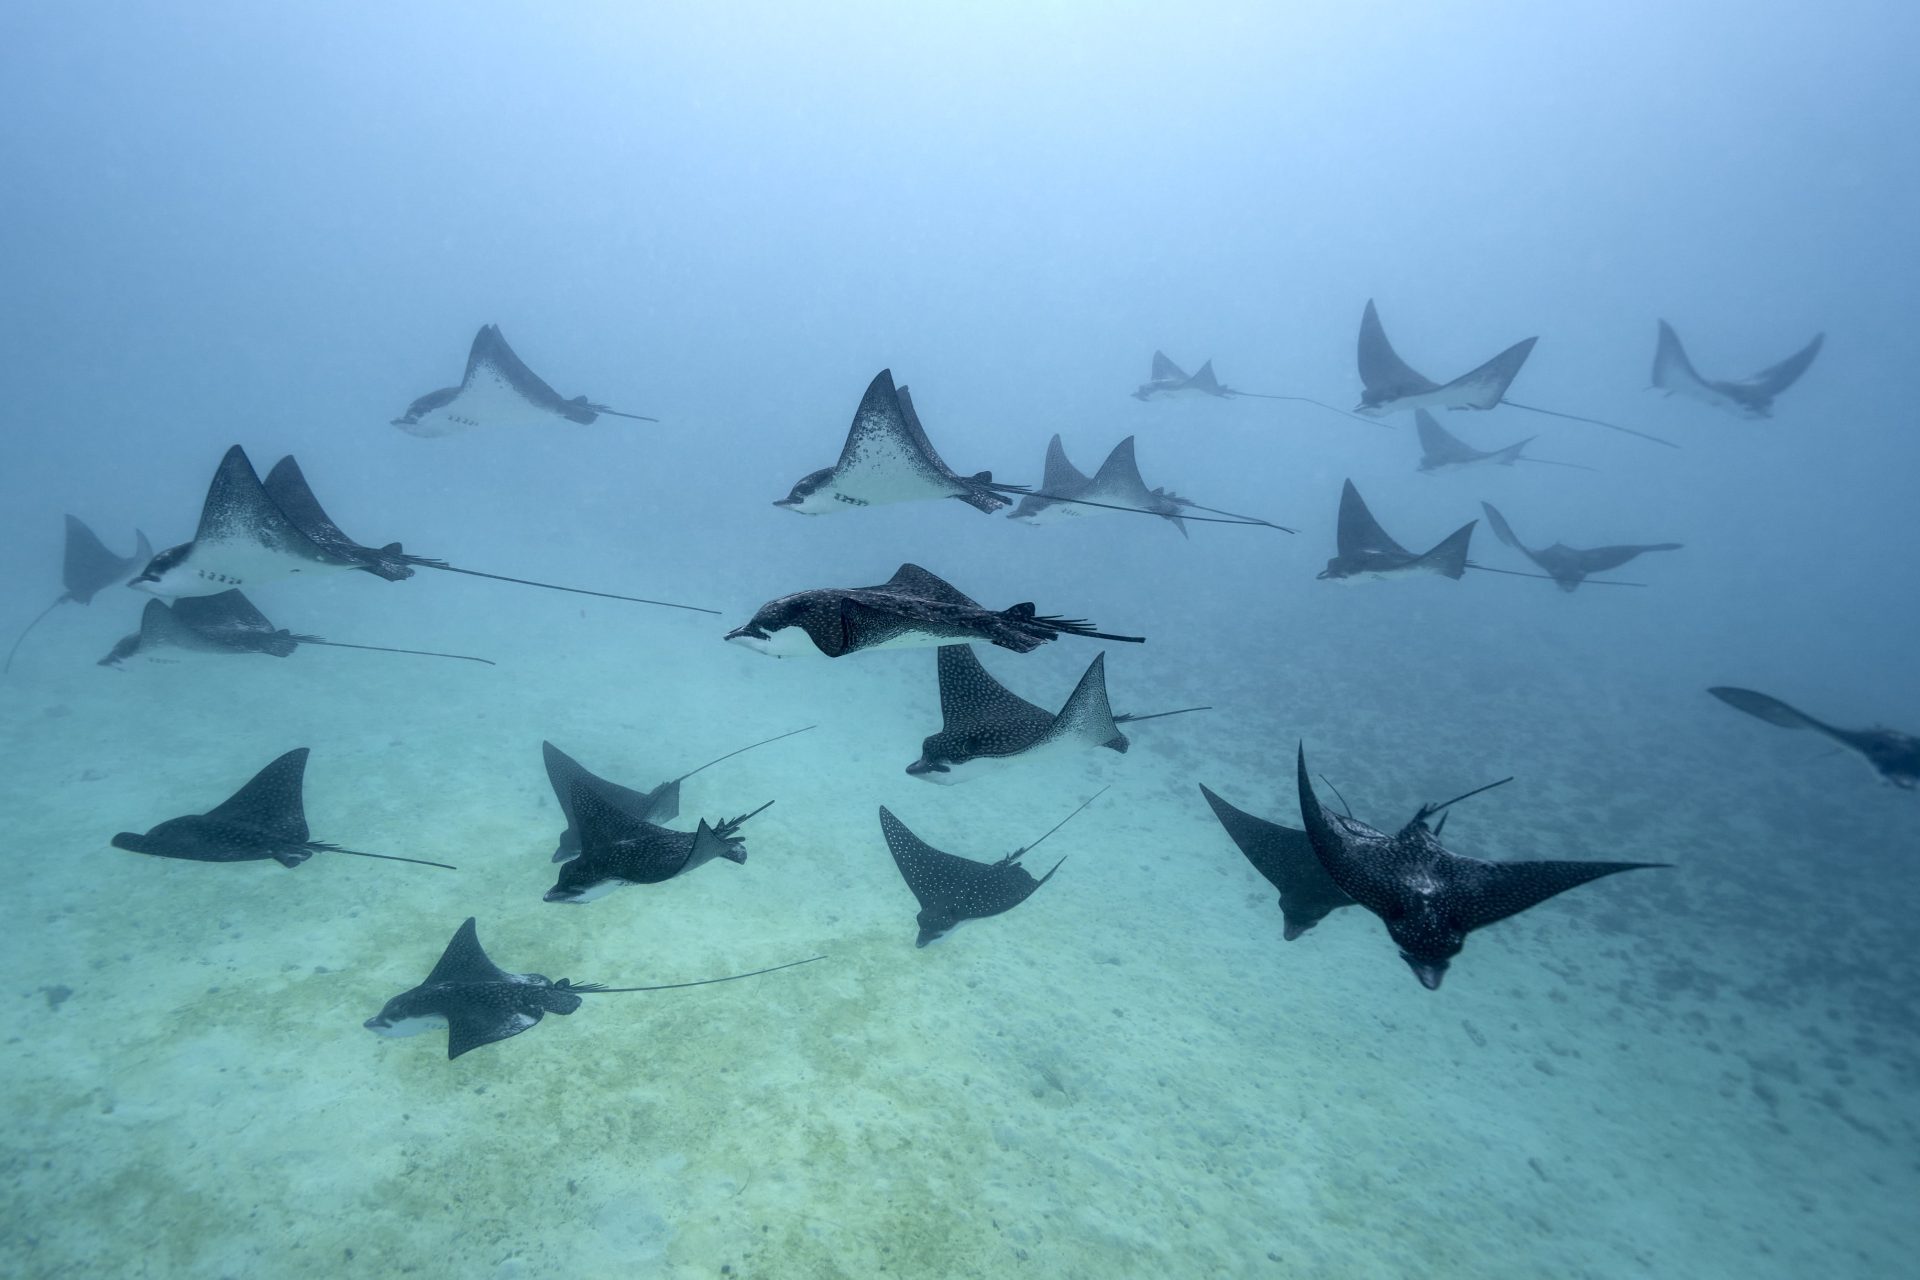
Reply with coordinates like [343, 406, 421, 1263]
[3, 4, 1916, 1277]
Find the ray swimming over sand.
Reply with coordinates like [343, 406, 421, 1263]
[127, 445, 716, 614]
[907, 645, 1207, 783]
[880, 788, 1103, 946]
[543, 780, 773, 903]
[111, 748, 455, 871]
[1007, 435, 1289, 533]
[4, 515, 153, 674]
[1294, 744, 1665, 989]
[1652, 320, 1824, 419]
[392, 324, 657, 436]
[1413, 409, 1597, 474]
[1357, 300, 1677, 448]
[726, 562, 1144, 658]
[364, 917, 824, 1058]
[1317, 479, 1476, 582]
[776, 371, 1010, 514]
[97, 589, 495, 668]
[544, 726, 816, 862]
[1707, 687, 1919, 789]
[1479, 501, 1680, 591]
[1198, 783, 1358, 941]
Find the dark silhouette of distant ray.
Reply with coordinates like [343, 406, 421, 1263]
[543, 726, 815, 861]
[543, 779, 773, 903]
[880, 789, 1103, 945]
[775, 370, 1010, 515]
[111, 748, 454, 871]
[1357, 300, 1676, 448]
[364, 917, 823, 1058]
[725, 562, 1144, 658]
[1008, 435, 1289, 533]
[1294, 744, 1664, 988]
[1479, 502, 1679, 591]
[1413, 409, 1596, 474]
[1652, 320, 1823, 419]
[4, 515, 153, 673]
[1707, 687, 1919, 789]
[392, 324, 657, 436]
[1317, 479, 1476, 582]
[128, 445, 716, 614]
[97, 589, 495, 667]
[907, 644, 1207, 782]
[1198, 783, 1359, 940]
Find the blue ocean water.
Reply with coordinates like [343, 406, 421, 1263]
[2, 3, 1915, 1277]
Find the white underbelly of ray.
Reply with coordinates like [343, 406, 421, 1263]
[150, 540, 354, 597]
[415, 372, 555, 434]
[371, 1014, 447, 1038]
[836, 440, 960, 505]
[1385, 387, 1485, 414]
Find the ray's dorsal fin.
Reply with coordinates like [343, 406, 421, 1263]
[1417, 521, 1477, 580]
[1439, 337, 1536, 410]
[1150, 350, 1187, 382]
[1744, 332, 1825, 397]
[1050, 652, 1127, 752]
[1706, 686, 1828, 733]
[469, 324, 568, 411]
[880, 563, 983, 608]
[198, 446, 353, 566]
[1336, 479, 1413, 559]
[543, 741, 670, 859]
[424, 917, 517, 987]
[206, 748, 313, 843]
[1087, 436, 1150, 497]
[1187, 360, 1224, 394]
[936, 644, 1056, 741]
[1358, 299, 1440, 398]
[1041, 435, 1090, 493]
[171, 588, 280, 638]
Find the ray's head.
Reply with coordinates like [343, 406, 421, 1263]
[127, 543, 194, 596]
[905, 738, 964, 785]
[363, 989, 444, 1038]
[110, 829, 155, 855]
[913, 907, 962, 947]
[543, 859, 620, 904]
[724, 598, 812, 657]
[774, 468, 838, 515]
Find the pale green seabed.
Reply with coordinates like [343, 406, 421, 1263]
[1, 568, 1914, 1280]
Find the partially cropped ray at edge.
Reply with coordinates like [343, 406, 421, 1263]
[1479, 501, 1680, 591]
[1295, 744, 1665, 989]
[543, 726, 815, 862]
[907, 644, 1207, 783]
[365, 917, 823, 1059]
[1707, 687, 1919, 789]
[127, 445, 717, 614]
[880, 789, 1103, 946]
[1413, 409, 1596, 474]
[725, 562, 1144, 658]
[1008, 434, 1289, 534]
[111, 748, 455, 871]
[4, 515, 152, 674]
[1651, 320, 1824, 419]
[1357, 300, 1678, 448]
[392, 324, 657, 436]
[98, 589, 494, 668]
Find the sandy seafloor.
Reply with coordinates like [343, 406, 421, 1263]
[1, 512, 1916, 1280]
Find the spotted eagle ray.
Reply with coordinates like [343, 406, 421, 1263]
[1413, 409, 1595, 474]
[1318, 480, 1476, 581]
[1707, 687, 1919, 789]
[726, 562, 1144, 658]
[544, 726, 815, 861]
[1198, 783, 1360, 941]
[98, 589, 494, 668]
[879, 789, 1103, 945]
[1357, 300, 1676, 448]
[1479, 501, 1679, 591]
[1132, 350, 1378, 426]
[1652, 320, 1824, 419]
[1294, 744, 1664, 988]
[111, 748, 454, 870]
[907, 644, 1207, 782]
[129, 445, 715, 613]
[4, 516, 153, 673]
[1007, 435, 1289, 534]
[365, 917, 823, 1058]
[392, 324, 657, 436]
[543, 779, 773, 903]
[776, 371, 1010, 514]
